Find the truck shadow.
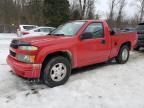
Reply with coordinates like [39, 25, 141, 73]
[71, 60, 116, 75]
[18, 61, 116, 93]
[138, 48, 144, 53]
[71, 49, 144, 76]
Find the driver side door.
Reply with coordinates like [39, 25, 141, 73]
[76, 22, 110, 67]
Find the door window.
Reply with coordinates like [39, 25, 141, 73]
[84, 23, 104, 38]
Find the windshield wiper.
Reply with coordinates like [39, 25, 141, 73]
[52, 34, 65, 36]
[47, 33, 65, 36]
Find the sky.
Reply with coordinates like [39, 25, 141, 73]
[69, 0, 138, 19]
[96, 0, 136, 19]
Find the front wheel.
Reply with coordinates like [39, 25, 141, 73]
[42, 56, 71, 88]
[116, 45, 130, 64]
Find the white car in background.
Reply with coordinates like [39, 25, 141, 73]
[17, 25, 38, 37]
[23, 27, 55, 37]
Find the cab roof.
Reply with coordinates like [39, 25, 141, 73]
[74, 20, 105, 23]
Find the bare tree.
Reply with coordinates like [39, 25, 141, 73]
[137, 0, 144, 22]
[79, 0, 87, 19]
[107, 0, 121, 27]
[109, 0, 120, 20]
[69, 1, 81, 20]
[0, 0, 18, 24]
[116, 0, 127, 27]
[78, 0, 96, 19]
[86, 0, 95, 19]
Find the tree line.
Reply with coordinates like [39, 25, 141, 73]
[107, 0, 144, 28]
[0, 0, 143, 28]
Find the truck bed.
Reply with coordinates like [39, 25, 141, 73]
[110, 32, 137, 58]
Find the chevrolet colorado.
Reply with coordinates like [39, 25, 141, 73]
[7, 20, 137, 87]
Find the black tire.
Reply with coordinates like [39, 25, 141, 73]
[134, 46, 140, 51]
[42, 56, 71, 88]
[116, 45, 130, 64]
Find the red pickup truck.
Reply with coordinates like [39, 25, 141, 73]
[7, 20, 137, 87]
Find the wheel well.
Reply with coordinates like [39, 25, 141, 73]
[121, 42, 131, 50]
[40, 51, 72, 79]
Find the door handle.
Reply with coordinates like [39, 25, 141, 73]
[101, 40, 106, 44]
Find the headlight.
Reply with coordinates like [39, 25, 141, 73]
[19, 46, 38, 51]
[17, 54, 35, 63]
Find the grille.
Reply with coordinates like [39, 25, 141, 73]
[10, 50, 16, 57]
[10, 39, 19, 49]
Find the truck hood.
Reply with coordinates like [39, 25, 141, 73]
[19, 35, 74, 47]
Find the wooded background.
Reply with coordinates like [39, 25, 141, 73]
[0, 0, 144, 32]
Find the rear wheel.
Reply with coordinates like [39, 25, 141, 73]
[42, 56, 71, 87]
[116, 45, 130, 64]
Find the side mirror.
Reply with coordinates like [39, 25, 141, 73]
[80, 32, 93, 40]
[110, 30, 116, 35]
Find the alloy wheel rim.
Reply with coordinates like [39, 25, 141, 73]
[50, 63, 67, 82]
[122, 48, 128, 61]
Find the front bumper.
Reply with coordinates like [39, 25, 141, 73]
[7, 55, 41, 78]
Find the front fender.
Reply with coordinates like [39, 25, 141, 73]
[35, 46, 77, 67]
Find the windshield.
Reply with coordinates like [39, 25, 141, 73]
[50, 21, 85, 36]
